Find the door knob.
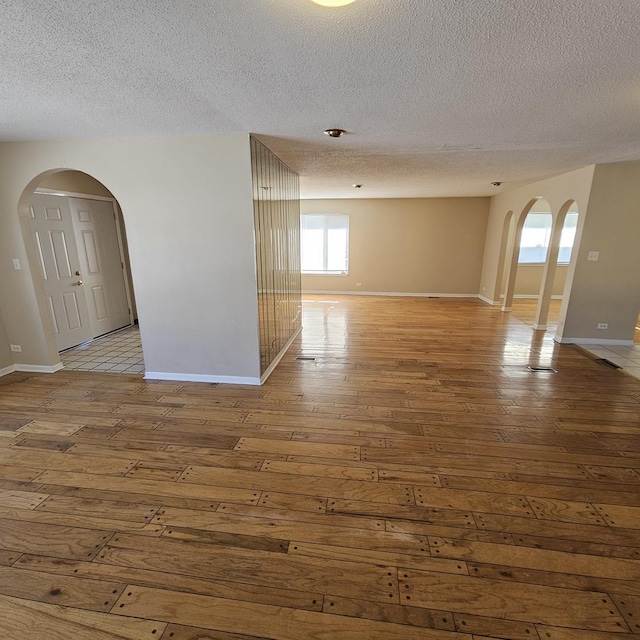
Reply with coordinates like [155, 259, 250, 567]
[77, 280, 85, 286]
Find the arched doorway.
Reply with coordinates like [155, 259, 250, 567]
[501, 198, 579, 332]
[19, 169, 143, 374]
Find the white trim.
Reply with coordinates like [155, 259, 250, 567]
[302, 290, 478, 298]
[533, 324, 548, 331]
[144, 371, 261, 386]
[110, 200, 135, 325]
[260, 325, 302, 384]
[14, 362, 64, 373]
[34, 188, 115, 203]
[502, 306, 512, 312]
[554, 337, 635, 346]
[0, 365, 16, 378]
[478, 295, 500, 306]
[499, 294, 564, 300]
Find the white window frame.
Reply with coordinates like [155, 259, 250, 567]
[518, 212, 578, 265]
[301, 213, 349, 275]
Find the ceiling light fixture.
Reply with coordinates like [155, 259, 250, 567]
[353, 184, 363, 188]
[311, 0, 357, 6]
[491, 181, 503, 187]
[324, 128, 346, 138]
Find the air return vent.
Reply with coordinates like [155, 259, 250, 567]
[527, 366, 557, 373]
[296, 357, 317, 361]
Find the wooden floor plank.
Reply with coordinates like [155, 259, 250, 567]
[112, 585, 472, 640]
[0, 518, 112, 560]
[0, 565, 124, 612]
[98, 533, 400, 604]
[14, 553, 325, 612]
[399, 569, 627, 631]
[0, 593, 164, 640]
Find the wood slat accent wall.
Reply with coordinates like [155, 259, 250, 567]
[250, 137, 301, 375]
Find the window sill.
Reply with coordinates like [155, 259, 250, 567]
[302, 272, 349, 276]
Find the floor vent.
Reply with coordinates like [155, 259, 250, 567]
[599, 358, 621, 369]
[527, 366, 557, 373]
[295, 357, 317, 361]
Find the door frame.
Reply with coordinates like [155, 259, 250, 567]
[34, 187, 135, 335]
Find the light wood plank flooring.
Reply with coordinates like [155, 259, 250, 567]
[1, 295, 640, 639]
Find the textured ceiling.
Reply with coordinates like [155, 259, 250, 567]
[1, 0, 640, 198]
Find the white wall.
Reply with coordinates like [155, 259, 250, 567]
[0, 134, 262, 383]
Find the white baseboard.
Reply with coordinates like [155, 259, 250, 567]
[15, 363, 64, 373]
[302, 290, 477, 298]
[499, 294, 564, 300]
[261, 325, 302, 384]
[478, 295, 500, 306]
[0, 365, 16, 378]
[533, 324, 547, 331]
[554, 337, 635, 346]
[144, 371, 261, 386]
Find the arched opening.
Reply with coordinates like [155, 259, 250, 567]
[499, 197, 544, 313]
[540, 200, 580, 335]
[489, 210, 514, 304]
[503, 198, 579, 331]
[18, 169, 144, 374]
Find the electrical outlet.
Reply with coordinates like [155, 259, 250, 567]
[587, 251, 600, 261]
[355, 282, 362, 287]
[12, 259, 21, 270]
[597, 323, 608, 330]
[10, 344, 22, 352]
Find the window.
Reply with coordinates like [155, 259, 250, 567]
[518, 212, 578, 264]
[301, 214, 349, 274]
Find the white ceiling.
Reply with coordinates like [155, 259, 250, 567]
[2, 0, 640, 198]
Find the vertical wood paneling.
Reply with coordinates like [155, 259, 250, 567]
[250, 137, 302, 374]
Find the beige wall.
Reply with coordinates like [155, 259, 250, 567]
[480, 166, 595, 303]
[0, 309, 12, 371]
[558, 162, 640, 343]
[510, 264, 568, 297]
[39, 170, 113, 197]
[301, 198, 489, 295]
[0, 134, 262, 382]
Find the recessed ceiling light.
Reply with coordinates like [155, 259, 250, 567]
[353, 184, 363, 188]
[491, 181, 503, 186]
[311, 0, 357, 6]
[324, 129, 346, 138]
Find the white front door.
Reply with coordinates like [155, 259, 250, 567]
[69, 197, 131, 338]
[29, 194, 93, 351]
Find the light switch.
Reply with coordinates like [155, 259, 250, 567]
[12, 258, 21, 270]
[587, 251, 600, 261]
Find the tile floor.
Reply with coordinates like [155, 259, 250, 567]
[60, 325, 144, 374]
[580, 343, 640, 381]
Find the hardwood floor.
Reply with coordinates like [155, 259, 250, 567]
[1, 294, 640, 639]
